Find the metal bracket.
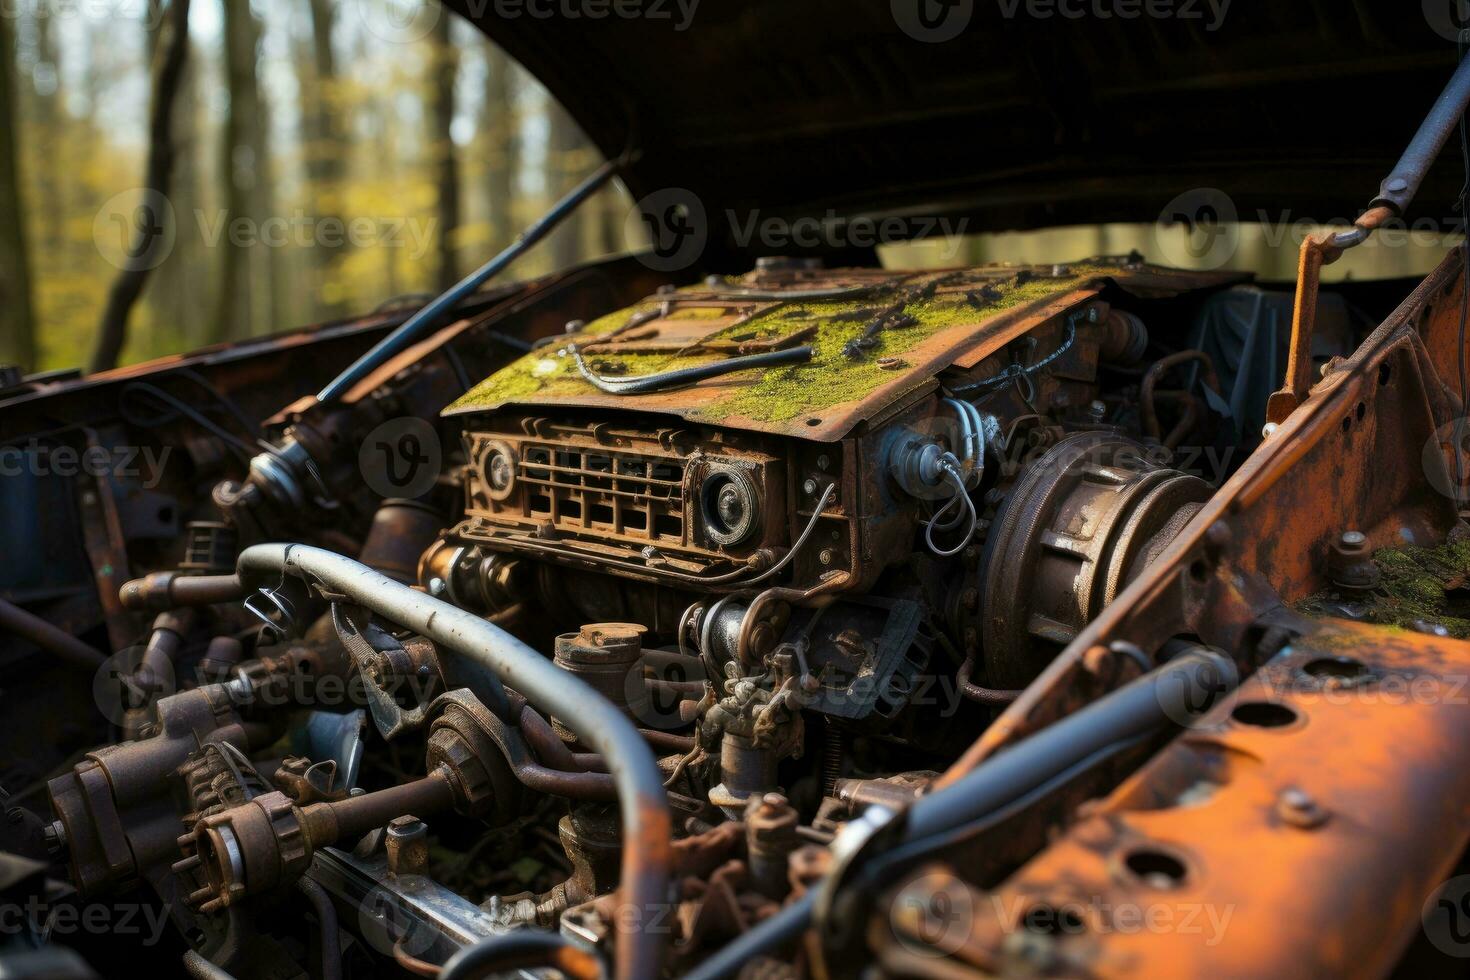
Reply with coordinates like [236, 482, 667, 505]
[1266, 208, 1394, 425]
[330, 602, 431, 740]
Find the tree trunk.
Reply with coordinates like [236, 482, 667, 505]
[428, 15, 461, 291]
[545, 99, 584, 271]
[483, 43, 519, 252]
[90, 0, 193, 373]
[31, 8, 62, 261]
[0, 13, 37, 372]
[156, 42, 202, 351]
[211, 0, 263, 343]
[305, 0, 347, 318]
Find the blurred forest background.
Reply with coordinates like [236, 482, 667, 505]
[0, 0, 637, 375]
[0, 0, 1457, 376]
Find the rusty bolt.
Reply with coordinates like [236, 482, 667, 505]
[1276, 787, 1329, 829]
[961, 588, 979, 611]
[1329, 529, 1381, 597]
[803, 478, 819, 496]
[818, 549, 834, 565]
[385, 816, 430, 876]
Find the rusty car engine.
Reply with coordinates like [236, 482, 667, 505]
[3, 241, 1469, 980]
[12, 3, 1470, 975]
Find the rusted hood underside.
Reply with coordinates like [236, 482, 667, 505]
[450, 1, 1463, 243]
[444, 260, 1244, 440]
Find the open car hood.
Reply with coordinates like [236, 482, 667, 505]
[450, 0, 1464, 251]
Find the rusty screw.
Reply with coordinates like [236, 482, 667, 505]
[1328, 529, 1381, 598]
[385, 816, 430, 876]
[1276, 787, 1329, 829]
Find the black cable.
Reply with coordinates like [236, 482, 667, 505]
[866, 731, 1151, 871]
[171, 367, 259, 434]
[119, 379, 259, 463]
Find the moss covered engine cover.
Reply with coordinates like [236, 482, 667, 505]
[445, 259, 1242, 441]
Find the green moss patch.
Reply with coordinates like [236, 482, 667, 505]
[1297, 536, 1470, 637]
[447, 264, 1119, 423]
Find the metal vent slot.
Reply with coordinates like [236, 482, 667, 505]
[510, 442, 686, 543]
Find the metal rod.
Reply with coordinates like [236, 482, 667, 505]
[0, 595, 107, 669]
[570, 344, 812, 395]
[235, 544, 671, 980]
[317, 157, 625, 404]
[906, 649, 1229, 839]
[1373, 53, 1470, 215]
[118, 570, 247, 612]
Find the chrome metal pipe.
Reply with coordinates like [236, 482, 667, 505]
[236, 544, 671, 980]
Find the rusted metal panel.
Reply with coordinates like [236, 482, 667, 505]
[895, 622, 1470, 978]
[939, 249, 1469, 781]
[446, 262, 1245, 442]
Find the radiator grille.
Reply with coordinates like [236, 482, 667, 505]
[474, 436, 688, 545]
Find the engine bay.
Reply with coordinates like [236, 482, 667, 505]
[1, 252, 1442, 979]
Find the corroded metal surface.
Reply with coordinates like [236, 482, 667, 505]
[940, 248, 1469, 782]
[447, 261, 1244, 441]
[892, 622, 1470, 978]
